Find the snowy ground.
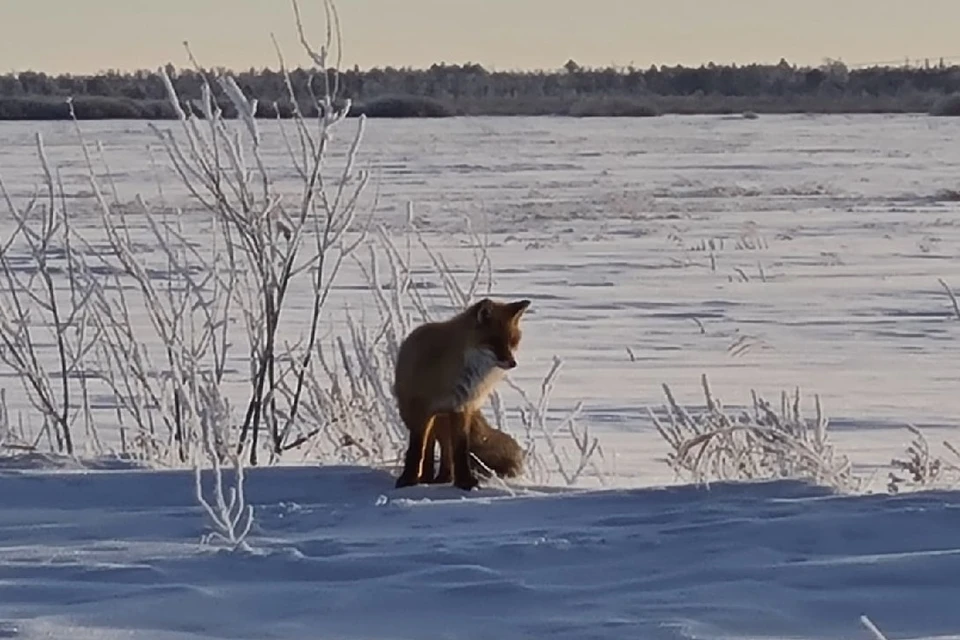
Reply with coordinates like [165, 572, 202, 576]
[2, 461, 960, 640]
[2, 113, 960, 638]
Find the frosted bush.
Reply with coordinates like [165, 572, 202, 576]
[887, 425, 960, 494]
[651, 374, 858, 492]
[192, 372, 254, 552]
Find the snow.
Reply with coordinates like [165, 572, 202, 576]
[2, 461, 960, 640]
[1, 113, 960, 638]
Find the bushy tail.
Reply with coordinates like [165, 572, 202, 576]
[469, 412, 525, 479]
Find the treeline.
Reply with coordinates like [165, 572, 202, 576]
[3, 58, 960, 120]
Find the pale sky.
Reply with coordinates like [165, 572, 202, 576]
[1, 0, 958, 74]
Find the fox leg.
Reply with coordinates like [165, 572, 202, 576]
[396, 402, 436, 488]
[421, 417, 440, 483]
[431, 414, 454, 484]
[449, 410, 479, 491]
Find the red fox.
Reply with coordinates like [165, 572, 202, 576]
[393, 297, 531, 490]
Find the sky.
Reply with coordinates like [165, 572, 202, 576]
[1, 0, 959, 74]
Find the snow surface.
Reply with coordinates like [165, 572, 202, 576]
[1, 113, 960, 638]
[2, 461, 960, 640]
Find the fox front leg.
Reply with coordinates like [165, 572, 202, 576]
[396, 407, 436, 488]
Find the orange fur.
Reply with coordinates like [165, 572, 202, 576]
[393, 298, 530, 490]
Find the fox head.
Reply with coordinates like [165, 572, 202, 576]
[468, 297, 531, 370]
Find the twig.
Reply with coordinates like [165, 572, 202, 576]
[938, 278, 960, 320]
[859, 615, 889, 640]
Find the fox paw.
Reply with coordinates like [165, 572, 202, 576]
[395, 474, 419, 489]
[453, 475, 479, 491]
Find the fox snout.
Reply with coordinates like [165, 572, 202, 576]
[498, 356, 517, 370]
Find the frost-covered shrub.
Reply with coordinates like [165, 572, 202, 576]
[887, 425, 960, 494]
[651, 374, 858, 492]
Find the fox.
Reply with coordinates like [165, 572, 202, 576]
[392, 297, 531, 491]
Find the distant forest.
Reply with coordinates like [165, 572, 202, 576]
[3, 58, 960, 120]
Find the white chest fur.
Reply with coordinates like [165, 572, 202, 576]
[444, 346, 506, 412]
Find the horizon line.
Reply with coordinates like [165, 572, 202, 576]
[8, 54, 960, 78]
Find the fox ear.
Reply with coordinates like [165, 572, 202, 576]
[509, 299, 531, 321]
[474, 298, 494, 324]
